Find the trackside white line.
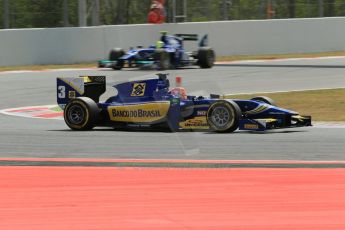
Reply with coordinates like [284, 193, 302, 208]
[217, 56, 345, 64]
[313, 122, 345, 128]
[0, 55, 344, 74]
[0, 68, 96, 75]
[2, 157, 345, 165]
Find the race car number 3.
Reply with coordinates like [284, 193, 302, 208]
[58, 86, 66, 98]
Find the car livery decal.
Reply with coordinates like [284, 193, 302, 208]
[58, 78, 84, 95]
[179, 117, 209, 129]
[131, 83, 146, 97]
[245, 104, 269, 115]
[244, 123, 259, 130]
[68, 91, 76, 99]
[107, 102, 170, 123]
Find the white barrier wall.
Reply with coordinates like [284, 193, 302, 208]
[1, 17, 345, 66]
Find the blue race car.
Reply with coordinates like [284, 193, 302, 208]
[57, 73, 312, 132]
[98, 32, 215, 70]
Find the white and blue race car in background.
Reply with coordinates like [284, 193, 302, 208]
[98, 32, 215, 70]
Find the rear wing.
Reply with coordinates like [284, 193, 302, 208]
[175, 34, 198, 41]
[175, 34, 208, 47]
[57, 76, 106, 109]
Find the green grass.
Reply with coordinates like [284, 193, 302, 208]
[225, 88, 345, 122]
[50, 106, 62, 112]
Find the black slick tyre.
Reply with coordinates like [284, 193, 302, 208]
[109, 48, 125, 70]
[198, 47, 215, 68]
[207, 100, 241, 133]
[64, 97, 99, 131]
[154, 49, 170, 70]
[112, 59, 124, 70]
[250, 96, 276, 106]
[109, 48, 125, 61]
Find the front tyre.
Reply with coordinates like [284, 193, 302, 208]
[207, 100, 241, 133]
[112, 59, 124, 70]
[154, 49, 170, 70]
[64, 97, 99, 131]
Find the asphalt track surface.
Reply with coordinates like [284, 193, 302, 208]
[0, 57, 344, 160]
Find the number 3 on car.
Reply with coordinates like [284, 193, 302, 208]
[58, 86, 66, 98]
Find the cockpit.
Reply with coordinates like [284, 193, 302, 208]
[169, 87, 187, 100]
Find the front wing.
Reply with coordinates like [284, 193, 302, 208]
[239, 115, 312, 131]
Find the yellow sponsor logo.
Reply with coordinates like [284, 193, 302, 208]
[257, 118, 277, 123]
[131, 83, 146, 96]
[244, 124, 259, 129]
[245, 105, 269, 115]
[82, 76, 92, 83]
[292, 115, 305, 122]
[179, 117, 209, 129]
[108, 102, 170, 123]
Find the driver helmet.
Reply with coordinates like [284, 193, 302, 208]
[169, 87, 187, 100]
[156, 41, 164, 49]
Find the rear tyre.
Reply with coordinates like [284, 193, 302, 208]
[198, 47, 215, 68]
[250, 96, 276, 106]
[64, 97, 99, 131]
[109, 48, 125, 70]
[109, 48, 125, 61]
[154, 49, 170, 70]
[207, 100, 241, 133]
